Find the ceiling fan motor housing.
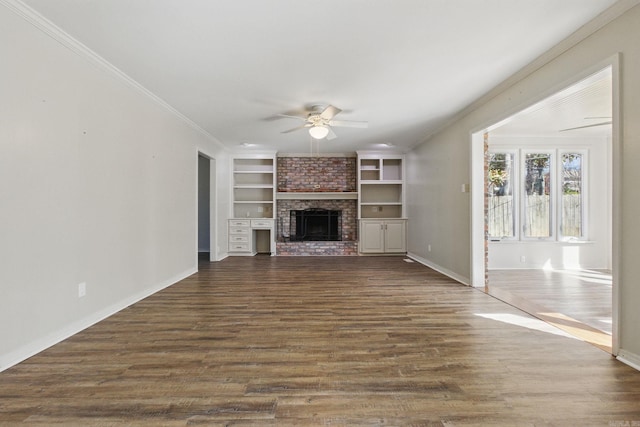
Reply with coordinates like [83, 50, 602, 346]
[308, 114, 327, 126]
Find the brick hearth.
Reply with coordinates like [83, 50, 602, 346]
[276, 241, 358, 256]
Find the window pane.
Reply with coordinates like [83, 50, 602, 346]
[487, 153, 515, 238]
[524, 153, 551, 238]
[562, 153, 583, 237]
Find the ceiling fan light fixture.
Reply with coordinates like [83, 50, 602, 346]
[309, 125, 329, 139]
[279, 104, 367, 140]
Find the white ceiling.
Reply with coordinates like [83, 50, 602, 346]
[22, 0, 619, 153]
[490, 67, 612, 138]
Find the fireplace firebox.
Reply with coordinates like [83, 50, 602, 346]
[289, 208, 341, 241]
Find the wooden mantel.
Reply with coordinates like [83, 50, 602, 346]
[276, 192, 358, 200]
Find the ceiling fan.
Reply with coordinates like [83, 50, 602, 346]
[279, 104, 368, 140]
[559, 116, 612, 132]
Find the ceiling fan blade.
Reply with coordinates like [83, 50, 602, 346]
[277, 113, 307, 121]
[326, 126, 337, 140]
[320, 105, 342, 120]
[559, 121, 612, 132]
[281, 124, 310, 134]
[329, 119, 368, 128]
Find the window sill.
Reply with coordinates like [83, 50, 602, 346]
[489, 239, 594, 244]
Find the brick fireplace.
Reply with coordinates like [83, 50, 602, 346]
[276, 155, 358, 256]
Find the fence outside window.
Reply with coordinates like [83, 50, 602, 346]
[487, 150, 584, 240]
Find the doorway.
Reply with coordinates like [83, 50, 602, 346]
[198, 153, 216, 263]
[471, 61, 619, 354]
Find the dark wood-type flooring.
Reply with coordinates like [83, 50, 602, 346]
[1, 256, 639, 426]
[488, 268, 613, 353]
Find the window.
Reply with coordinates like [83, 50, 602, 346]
[487, 149, 586, 241]
[560, 152, 584, 239]
[487, 152, 516, 239]
[523, 152, 552, 238]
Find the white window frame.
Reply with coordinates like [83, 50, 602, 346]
[557, 149, 588, 241]
[487, 149, 519, 241]
[487, 148, 588, 243]
[521, 149, 555, 241]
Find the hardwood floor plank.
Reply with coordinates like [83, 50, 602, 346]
[0, 257, 638, 425]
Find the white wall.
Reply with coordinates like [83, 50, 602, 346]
[406, 130, 472, 284]
[408, 3, 640, 365]
[0, 4, 229, 370]
[488, 136, 611, 270]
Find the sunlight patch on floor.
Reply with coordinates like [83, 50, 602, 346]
[475, 313, 580, 340]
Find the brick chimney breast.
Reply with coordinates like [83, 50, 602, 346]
[277, 157, 356, 192]
[275, 156, 358, 255]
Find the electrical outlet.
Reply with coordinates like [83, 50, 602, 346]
[428, 244, 432, 252]
[520, 256, 526, 263]
[372, 206, 379, 212]
[78, 282, 86, 298]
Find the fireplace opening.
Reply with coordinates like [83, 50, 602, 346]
[290, 208, 342, 241]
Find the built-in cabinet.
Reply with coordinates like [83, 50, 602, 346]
[229, 154, 276, 255]
[357, 152, 407, 254]
[359, 219, 407, 253]
[228, 219, 275, 255]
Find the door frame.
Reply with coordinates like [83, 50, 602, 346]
[470, 54, 621, 355]
[197, 151, 218, 263]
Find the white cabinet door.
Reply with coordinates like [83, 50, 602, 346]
[360, 221, 385, 253]
[384, 220, 407, 253]
[359, 219, 407, 254]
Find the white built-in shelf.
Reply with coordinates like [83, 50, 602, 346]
[231, 154, 276, 219]
[357, 152, 406, 219]
[234, 200, 274, 203]
[361, 202, 402, 205]
[233, 159, 274, 173]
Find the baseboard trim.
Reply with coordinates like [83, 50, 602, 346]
[0, 266, 197, 372]
[407, 252, 471, 286]
[617, 349, 640, 372]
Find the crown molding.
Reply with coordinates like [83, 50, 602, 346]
[412, 0, 640, 148]
[0, 0, 226, 150]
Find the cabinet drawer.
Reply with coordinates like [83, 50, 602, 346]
[229, 243, 250, 252]
[251, 219, 274, 228]
[229, 227, 249, 235]
[229, 235, 248, 243]
[229, 219, 250, 227]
